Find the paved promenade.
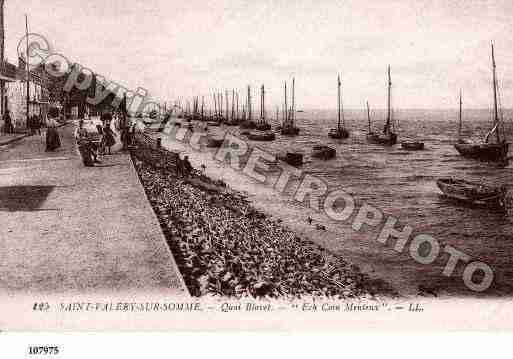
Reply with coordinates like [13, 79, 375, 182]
[0, 124, 188, 296]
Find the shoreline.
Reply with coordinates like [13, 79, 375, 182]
[130, 135, 397, 299]
[151, 124, 421, 297]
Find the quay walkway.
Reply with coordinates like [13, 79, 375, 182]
[0, 123, 188, 296]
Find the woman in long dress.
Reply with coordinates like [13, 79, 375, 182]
[46, 107, 61, 151]
[2, 110, 14, 134]
[101, 113, 116, 155]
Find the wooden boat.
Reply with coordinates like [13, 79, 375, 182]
[256, 123, 271, 131]
[239, 85, 257, 130]
[436, 178, 507, 209]
[311, 145, 336, 160]
[240, 120, 257, 129]
[281, 78, 300, 136]
[328, 75, 349, 139]
[401, 141, 424, 151]
[454, 46, 509, 164]
[254, 85, 273, 133]
[366, 67, 398, 145]
[247, 130, 275, 141]
[277, 152, 303, 167]
[281, 126, 300, 135]
[206, 137, 224, 148]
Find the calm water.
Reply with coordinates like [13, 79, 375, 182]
[159, 109, 513, 297]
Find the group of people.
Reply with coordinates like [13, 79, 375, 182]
[1, 108, 62, 152]
[75, 112, 120, 167]
[27, 114, 43, 135]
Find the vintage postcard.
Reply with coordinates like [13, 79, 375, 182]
[1, 0, 513, 334]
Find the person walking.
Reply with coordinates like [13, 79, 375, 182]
[2, 110, 13, 134]
[45, 107, 61, 151]
[182, 155, 193, 177]
[101, 113, 116, 155]
[33, 114, 41, 135]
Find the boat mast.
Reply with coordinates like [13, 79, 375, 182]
[225, 90, 229, 122]
[262, 84, 265, 123]
[201, 96, 204, 121]
[385, 65, 392, 135]
[337, 75, 341, 130]
[236, 91, 239, 120]
[491, 43, 501, 143]
[260, 85, 263, 123]
[292, 77, 295, 127]
[213, 93, 217, 119]
[366, 101, 371, 133]
[458, 90, 462, 140]
[283, 81, 289, 127]
[231, 89, 235, 121]
[247, 85, 252, 122]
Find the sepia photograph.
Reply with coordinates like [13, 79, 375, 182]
[1, 0, 513, 337]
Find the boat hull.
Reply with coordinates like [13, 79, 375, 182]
[206, 138, 224, 148]
[328, 128, 349, 139]
[401, 141, 424, 150]
[454, 142, 509, 162]
[366, 132, 397, 145]
[247, 131, 276, 141]
[240, 120, 257, 129]
[436, 178, 506, 209]
[281, 126, 300, 136]
[311, 145, 336, 160]
[277, 152, 303, 167]
[255, 123, 271, 131]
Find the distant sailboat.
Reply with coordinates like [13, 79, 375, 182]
[328, 75, 349, 139]
[281, 78, 300, 135]
[255, 85, 272, 131]
[240, 85, 257, 129]
[455, 90, 469, 145]
[248, 84, 275, 141]
[454, 44, 509, 163]
[367, 66, 398, 145]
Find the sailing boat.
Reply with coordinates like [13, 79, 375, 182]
[367, 65, 398, 145]
[255, 85, 272, 131]
[455, 90, 469, 145]
[248, 84, 275, 141]
[454, 44, 509, 163]
[328, 75, 349, 139]
[281, 78, 300, 135]
[240, 85, 257, 129]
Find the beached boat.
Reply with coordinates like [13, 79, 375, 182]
[366, 67, 398, 146]
[454, 45, 509, 164]
[281, 78, 300, 136]
[240, 120, 257, 129]
[206, 137, 224, 148]
[401, 141, 424, 151]
[311, 145, 336, 160]
[255, 84, 273, 132]
[247, 131, 276, 141]
[328, 75, 349, 139]
[277, 152, 303, 167]
[436, 178, 507, 209]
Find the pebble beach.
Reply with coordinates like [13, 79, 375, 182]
[131, 147, 397, 299]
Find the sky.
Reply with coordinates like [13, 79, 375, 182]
[4, 0, 513, 109]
